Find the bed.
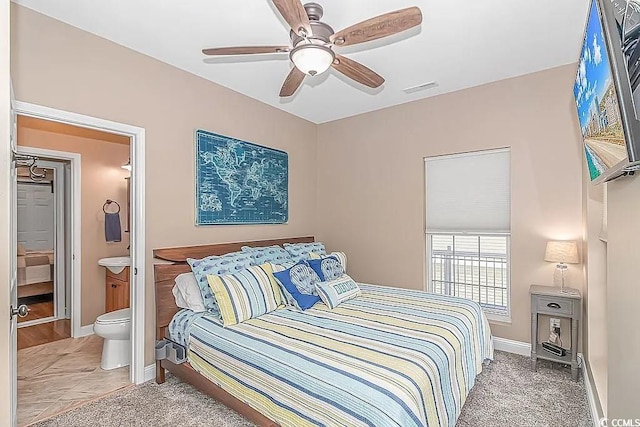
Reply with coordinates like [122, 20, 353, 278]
[17, 248, 55, 300]
[17, 249, 54, 287]
[154, 237, 493, 427]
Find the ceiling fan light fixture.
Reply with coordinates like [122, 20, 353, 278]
[290, 44, 334, 76]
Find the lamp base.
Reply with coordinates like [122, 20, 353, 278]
[556, 263, 569, 293]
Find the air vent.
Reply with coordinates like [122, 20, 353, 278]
[403, 81, 439, 94]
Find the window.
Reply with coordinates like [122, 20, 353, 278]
[425, 148, 511, 319]
[428, 234, 509, 315]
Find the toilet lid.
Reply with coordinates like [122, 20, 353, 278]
[96, 308, 131, 325]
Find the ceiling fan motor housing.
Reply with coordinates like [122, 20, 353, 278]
[304, 2, 324, 21]
[290, 21, 334, 46]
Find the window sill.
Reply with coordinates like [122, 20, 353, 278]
[485, 312, 511, 324]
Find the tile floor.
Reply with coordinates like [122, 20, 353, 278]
[17, 334, 131, 426]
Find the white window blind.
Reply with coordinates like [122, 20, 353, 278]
[425, 148, 510, 233]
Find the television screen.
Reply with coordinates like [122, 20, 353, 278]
[574, 0, 629, 181]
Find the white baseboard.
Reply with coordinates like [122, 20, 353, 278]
[75, 324, 95, 338]
[493, 336, 531, 356]
[144, 364, 156, 383]
[581, 359, 602, 427]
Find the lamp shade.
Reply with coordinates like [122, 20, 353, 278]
[290, 44, 334, 76]
[544, 240, 579, 264]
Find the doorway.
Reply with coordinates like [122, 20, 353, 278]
[9, 102, 146, 427]
[15, 157, 71, 346]
[14, 118, 134, 426]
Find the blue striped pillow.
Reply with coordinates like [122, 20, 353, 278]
[206, 263, 284, 326]
[187, 251, 255, 313]
[315, 274, 361, 309]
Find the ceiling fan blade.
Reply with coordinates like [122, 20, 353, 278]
[280, 67, 306, 97]
[332, 55, 384, 88]
[272, 0, 312, 37]
[202, 46, 290, 56]
[330, 6, 422, 47]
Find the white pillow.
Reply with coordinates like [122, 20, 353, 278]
[172, 272, 206, 312]
[172, 285, 189, 310]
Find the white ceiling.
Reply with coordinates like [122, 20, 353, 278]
[13, 0, 590, 123]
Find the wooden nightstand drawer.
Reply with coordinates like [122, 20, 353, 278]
[537, 297, 573, 316]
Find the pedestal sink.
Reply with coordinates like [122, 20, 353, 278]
[98, 256, 130, 275]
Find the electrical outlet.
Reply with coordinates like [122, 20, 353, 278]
[550, 318, 561, 332]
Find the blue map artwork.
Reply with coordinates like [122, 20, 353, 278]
[195, 130, 288, 225]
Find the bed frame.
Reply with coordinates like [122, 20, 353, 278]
[153, 236, 315, 427]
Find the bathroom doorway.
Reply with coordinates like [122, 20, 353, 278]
[9, 104, 146, 426]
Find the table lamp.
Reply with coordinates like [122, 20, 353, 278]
[544, 240, 579, 293]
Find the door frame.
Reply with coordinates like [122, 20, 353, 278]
[14, 101, 146, 385]
[15, 149, 79, 329]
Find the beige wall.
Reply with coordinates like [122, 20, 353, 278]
[316, 65, 585, 344]
[1, 0, 12, 421]
[10, 5, 318, 365]
[606, 176, 640, 418]
[17, 127, 130, 326]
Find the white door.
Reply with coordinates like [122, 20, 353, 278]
[9, 81, 20, 426]
[17, 181, 55, 251]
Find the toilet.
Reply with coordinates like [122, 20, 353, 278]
[93, 308, 131, 370]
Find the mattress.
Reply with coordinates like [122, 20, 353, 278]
[17, 250, 54, 286]
[169, 283, 493, 427]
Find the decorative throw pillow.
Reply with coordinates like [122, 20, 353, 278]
[272, 262, 321, 310]
[270, 261, 304, 307]
[327, 252, 347, 272]
[206, 263, 284, 326]
[187, 251, 255, 313]
[241, 245, 294, 265]
[315, 274, 362, 309]
[307, 255, 344, 282]
[283, 242, 327, 260]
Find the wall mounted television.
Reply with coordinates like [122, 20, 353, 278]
[573, 0, 640, 183]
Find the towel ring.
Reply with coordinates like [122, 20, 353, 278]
[103, 199, 121, 214]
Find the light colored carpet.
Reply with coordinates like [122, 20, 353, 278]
[457, 351, 592, 427]
[34, 351, 592, 427]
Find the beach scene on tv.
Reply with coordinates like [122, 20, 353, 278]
[574, 0, 628, 180]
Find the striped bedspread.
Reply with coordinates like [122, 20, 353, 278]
[169, 284, 493, 427]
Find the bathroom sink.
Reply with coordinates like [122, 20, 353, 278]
[98, 257, 130, 275]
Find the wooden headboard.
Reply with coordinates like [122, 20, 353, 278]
[153, 236, 314, 341]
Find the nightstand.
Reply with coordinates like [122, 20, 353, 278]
[530, 285, 582, 380]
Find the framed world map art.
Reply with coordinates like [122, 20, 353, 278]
[195, 130, 288, 225]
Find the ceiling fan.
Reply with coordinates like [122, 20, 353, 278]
[202, 0, 423, 97]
